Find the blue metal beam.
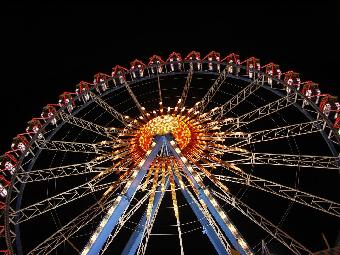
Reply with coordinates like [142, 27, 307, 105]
[164, 136, 250, 255]
[82, 136, 165, 255]
[122, 178, 170, 255]
[173, 175, 231, 255]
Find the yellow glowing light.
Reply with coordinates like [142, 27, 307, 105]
[137, 114, 192, 151]
[147, 115, 180, 135]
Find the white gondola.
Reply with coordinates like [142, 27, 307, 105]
[4, 161, 15, 175]
[267, 69, 273, 85]
[0, 183, 7, 197]
[248, 63, 254, 78]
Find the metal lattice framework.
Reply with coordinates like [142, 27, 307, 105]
[0, 51, 339, 255]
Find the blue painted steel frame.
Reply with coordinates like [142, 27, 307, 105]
[164, 137, 249, 255]
[122, 178, 170, 255]
[84, 136, 165, 255]
[173, 175, 230, 255]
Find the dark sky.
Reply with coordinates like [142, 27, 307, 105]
[1, 2, 339, 151]
[1, 2, 339, 254]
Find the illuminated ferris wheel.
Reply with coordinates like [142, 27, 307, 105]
[0, 51, 340, 255]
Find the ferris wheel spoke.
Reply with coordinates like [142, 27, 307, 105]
[177, 68, 193, 109]
[166, 138, 253, 254]
[175, 171, 232, 254]
[135, 161, 167, 255]
[16, 155, 112, 183]
[12, 175, 121, 224]
[156, 68, 163, 106]
[102, 189, 153, 254]
[214, 172, 340, 218]
[34, 139, 113, 154]
[27, 197, 114, 255]
[213, 75, 265, 120]
[169, 170, 185, 255]
[89, 91, 130, 127]
[123, 80, 147, 117]
[226, 152, 340, 170]
[225, 92, 298, 131]
[133, 179, 169, 255]
[103, 177, 164, 254]
[231, 119, 325, 147]
[211, 189, 313, 255]
[59, 111, 114, 138]
[81, 137, 164, 255]
[195, 67, 230, 112]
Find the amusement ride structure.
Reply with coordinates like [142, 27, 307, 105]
[0, 51, 339, 254]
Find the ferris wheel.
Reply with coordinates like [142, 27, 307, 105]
[0, 51, 339, 255]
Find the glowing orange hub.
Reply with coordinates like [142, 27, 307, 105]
[137, 115, 192, 151]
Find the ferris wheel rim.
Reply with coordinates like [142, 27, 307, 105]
[5, 68, 340, 254]
[1, 54, 339, 254]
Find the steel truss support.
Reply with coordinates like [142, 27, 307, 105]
[12, 179, 114, 224]
[178, 68, 193, 108]
[122, 179, 169, 255]
[211, 190, 313, 255]
[226, 92, 298, 130]
[214, 172, 340, 218]
[261, 240, 271, 255]
[101, 190, 153, 253]
[174, 176, 231, 255]
[226, 152, 340, 170]
[215, 75, 265, 120]
[89, 92, 129, 126]
[59, 111, 113, 138]
[35, 139, 109, 154]
[123, 80, 146, 117]
[195, 67, 230, 113]
[232, 120, 325, 147]
[164, 136, 252, 255]
[27, 197, 114, 255]
[81, 136, 164, 255]
[102, 179, 163, 253]
[156, 68, 163, 105]
[16, 155, 112, 183]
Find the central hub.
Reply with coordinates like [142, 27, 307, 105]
[146, 115, 180, 135]
[138, 114, 192, 151]
[120, 106, 243, 171]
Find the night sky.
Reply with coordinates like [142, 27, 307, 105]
[1, 2, 340, 254]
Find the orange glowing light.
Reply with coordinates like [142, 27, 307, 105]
[137, 115, 192, 151]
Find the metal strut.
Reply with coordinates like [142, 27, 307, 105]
[59, 111, 113, 138]
[226, 152, 340, 170]
[214, 172, 340, 218]
[34, 139, 109, 154]
[81, 136, 164, 255]
[214, 75, 265, 120]
[261, 240, 271, 255]
[12, 180, 114, 224]
[27, 197, 115, 255]
[121, 179, 169, 255]
[123, 80, 146, 117]
[156, 68, 163, 105]
[178, 68, 193, 108]
[16, 155, 111, 183]
[195, 67, 230, 113]
[101, 189, 153, 253]
[226, 92, 298, 130]
[173, 175, 232, 255]
[211, 190, 313, 255]
[231, 119, 325, 147]
[89, 92, 129, 126]
[165, 136, 253, 255]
